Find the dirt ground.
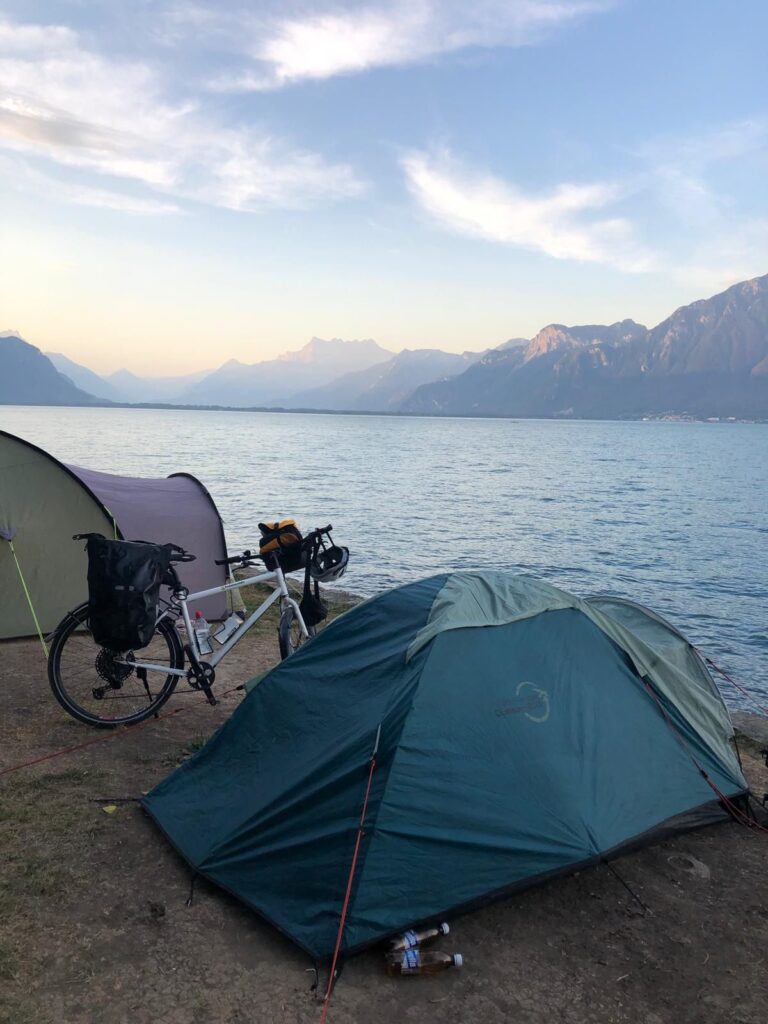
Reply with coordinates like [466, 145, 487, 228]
[1, 599, 767, 1024]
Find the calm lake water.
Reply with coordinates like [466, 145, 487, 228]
[3, 406, 766, 708]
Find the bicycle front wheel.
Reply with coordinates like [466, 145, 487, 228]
[278, 605, 315, 660]
[48, 603, 184, 728]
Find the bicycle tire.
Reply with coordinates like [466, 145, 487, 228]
[48, 602, 184, 729]
[278, 604, 316, 660]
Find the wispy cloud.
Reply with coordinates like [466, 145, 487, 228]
[402, 150, 653, 271]
[206, 1, 610, 91]
[638, 119, 768, 290]
[0, 16, 366, 211]
[0, 156, 182, 214]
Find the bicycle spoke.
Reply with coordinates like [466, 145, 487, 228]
[49, 605, 181, 727]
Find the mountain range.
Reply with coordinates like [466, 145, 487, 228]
[2, 274, 767, 419]
[46, 353, 215, 403]
[403, 275, 768, 418]
[180, 337, 395, 407]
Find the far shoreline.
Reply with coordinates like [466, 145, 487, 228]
[1, 402, 765, 425]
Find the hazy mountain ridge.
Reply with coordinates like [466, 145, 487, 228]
[4, 274, 768, 417]
[1, 337, 107, 406]
[179, 337, 395, 407]
[106, 368, 214, 403]
[46, 352, 126, 402]
[403, 275, 768, 418]
[282, 348, 484, 411]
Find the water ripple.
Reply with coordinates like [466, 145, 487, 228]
[2, 407, 766, 709]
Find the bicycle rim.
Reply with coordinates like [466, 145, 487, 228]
[278, 605, 315, 660]
[48, 604, 182, 728]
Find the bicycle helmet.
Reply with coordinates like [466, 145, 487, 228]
[309, 543, 349, 582]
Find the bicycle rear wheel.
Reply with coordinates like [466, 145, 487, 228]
[48, 603, 183, 728]
[278, 604, 315, 660]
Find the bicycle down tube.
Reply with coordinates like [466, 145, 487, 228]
[117, 565, 308, 678]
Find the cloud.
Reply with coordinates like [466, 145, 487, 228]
[207, 0, 610, 91]
[0, 19, 77, 54]
[637, 119, 768, 289]
[402, 150, 653, 271]
[0, 16, 366, 211]
[640, 118, 768, 169]
[0, 153, 181, 213]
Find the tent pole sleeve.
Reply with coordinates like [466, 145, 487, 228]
[7, 540, 49, 658]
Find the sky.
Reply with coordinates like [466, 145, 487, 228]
[0, 1, 766, 375]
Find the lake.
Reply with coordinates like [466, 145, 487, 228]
[2, 405, 766, 708]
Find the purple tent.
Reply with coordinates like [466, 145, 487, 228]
[1, 430, 229, 640]
[68, 465, 229, 620]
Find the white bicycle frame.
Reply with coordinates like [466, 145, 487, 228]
[121, 564, 308, 678]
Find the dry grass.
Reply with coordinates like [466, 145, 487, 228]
[1, 607, 767, 1024]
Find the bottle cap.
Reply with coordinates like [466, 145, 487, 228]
[440, 922, 450, 935]
[452, 954, 463, 968]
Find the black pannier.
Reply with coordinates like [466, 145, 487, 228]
[84, 534, 174, 651]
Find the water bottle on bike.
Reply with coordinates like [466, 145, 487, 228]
[193, 611, 213, 655]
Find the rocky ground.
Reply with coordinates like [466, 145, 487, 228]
[1, 595, 767, 1024]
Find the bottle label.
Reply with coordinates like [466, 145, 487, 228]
[194, 629, 213, 655]
[402, 930, 419, 949]
[401, 949, 420, 974]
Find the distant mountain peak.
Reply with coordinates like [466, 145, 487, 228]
[277, 336, 393, 365]
[178, 336, 395, 407]
[524, 320, 646, 362]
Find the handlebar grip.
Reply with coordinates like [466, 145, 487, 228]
[215, 551, 253, 566]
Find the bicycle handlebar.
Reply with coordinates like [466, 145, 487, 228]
[213, 526, 333, 569]
[214, 550, 254, 567]
[169, 546, 196, 563]
[307, 524, 332, 537]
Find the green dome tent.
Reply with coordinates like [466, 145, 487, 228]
[0, 430, 228, 643]
[144, 572, 747, 961]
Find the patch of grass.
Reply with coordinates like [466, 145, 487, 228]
[234, 574, 358, 630]
[0, 772, 101, 916]
[184, 734, 210, 756]
[25, 767, 92, 791]
[159, 731, 213, 768]
[0, 939, 17, 982]
[0, 993, 49, 1024]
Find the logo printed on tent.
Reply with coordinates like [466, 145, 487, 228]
[495, 681, 550, 722]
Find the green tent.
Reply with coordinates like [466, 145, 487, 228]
[0, 430, 228, 642]
[144, 572, 747, 961]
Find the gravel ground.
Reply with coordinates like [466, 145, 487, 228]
[1, 617, 767, 1024]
